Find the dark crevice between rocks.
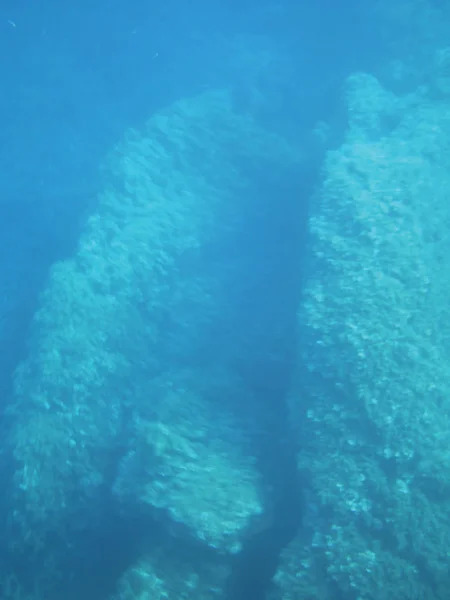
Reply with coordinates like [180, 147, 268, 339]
[223, 183, 313, 598]
[225, 420, 303, 600]
[223, 318, 304, 600]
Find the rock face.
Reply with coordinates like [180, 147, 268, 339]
[2, 89, 300, 599]
[272, 69, 450, 599]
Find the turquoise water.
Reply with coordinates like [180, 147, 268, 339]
[0, 1, 448, 599]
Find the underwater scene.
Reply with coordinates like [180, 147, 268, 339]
[1, 0, 450, 598]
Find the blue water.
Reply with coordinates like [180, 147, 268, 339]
[0, 1, 446, 599]
[0, 0, 378, 379]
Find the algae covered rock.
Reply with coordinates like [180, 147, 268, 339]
[273, 72, 450, 599]
[3, 87, 299, 599]
[113, 368, 263, 555]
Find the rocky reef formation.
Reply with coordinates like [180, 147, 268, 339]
[1, 89, 301, 600]
[271, 56, 450, 600]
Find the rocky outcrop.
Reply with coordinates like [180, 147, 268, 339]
[272, 64, 450, 599]
[2, 89, 300, 600]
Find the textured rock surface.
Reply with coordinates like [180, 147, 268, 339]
[113, 367, 263, 555]
[2, 88, 299, 599]
[272, 66, 450, 599]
